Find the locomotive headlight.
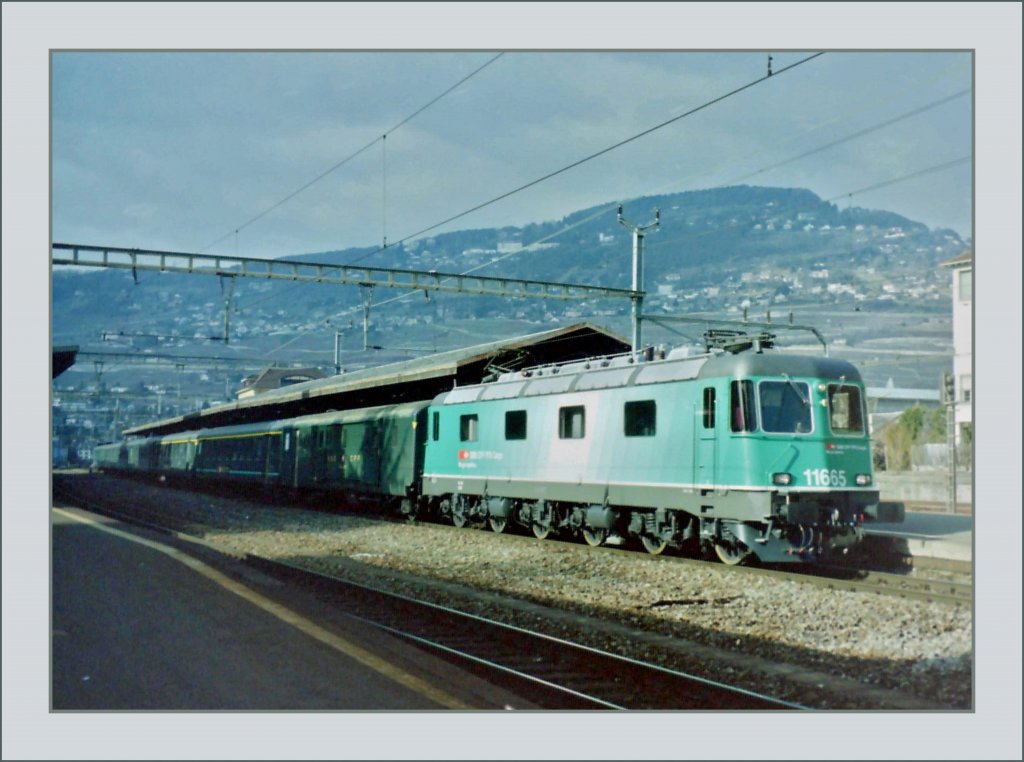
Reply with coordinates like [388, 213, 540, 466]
[772, 472, 793, 486]
[855, 473, 872, 486]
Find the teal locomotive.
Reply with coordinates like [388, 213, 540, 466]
[93, 335, 903, 564]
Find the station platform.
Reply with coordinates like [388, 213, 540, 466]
[864, 510, 973, 563]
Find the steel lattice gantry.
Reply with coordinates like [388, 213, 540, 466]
[52, 243, 641, 302]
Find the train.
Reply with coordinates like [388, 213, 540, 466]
[93, 333, 904, 564]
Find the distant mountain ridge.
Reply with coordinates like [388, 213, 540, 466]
[53, 184, 967, 346]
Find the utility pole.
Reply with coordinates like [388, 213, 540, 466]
[617, 204, 659, 355]
[334, 330, 344, 375]
[220, 275, 236, 344]
[942, 372, 958, 514]
[360, 285, 373, 351]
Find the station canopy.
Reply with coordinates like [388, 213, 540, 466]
[124, 322, 630, 437]
[52, 345, 79, 379]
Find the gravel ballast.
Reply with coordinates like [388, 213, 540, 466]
[54, 472, 973, 709]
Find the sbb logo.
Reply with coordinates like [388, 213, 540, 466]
[458, 450, 470, 460]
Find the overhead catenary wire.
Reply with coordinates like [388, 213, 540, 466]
[645, 154, 972, 256]
[261, 203, 617, 357]
[197, 53, 506, 254]
[265, 150, 970, 363]
[824, 156, 971, 202]
[717, 89, 970, 188]
[345, 52, 827, 266]
[91, 55, 968, 360]
[197, 56, 966, 318]
[259, 73, 974, 360]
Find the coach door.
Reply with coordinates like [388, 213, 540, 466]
[280, 427, 299, 487]
[342, 421, 381, 491]
[695, 386, 717, 488]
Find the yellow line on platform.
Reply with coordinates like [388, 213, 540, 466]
[53, 507, 474, 710]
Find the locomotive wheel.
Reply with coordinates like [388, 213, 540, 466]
[451, 501, 468, 528]
[582, 527, 607, 547]
[714, 542, 751, 566]
[488, 515, 508, 534]
[398, 498, 417, 523]
[641, 534, 668, 555]
[532, 523, 552, 540]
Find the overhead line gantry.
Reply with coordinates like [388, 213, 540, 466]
[52, 243, 641, 303]
[74, 350, 314, 370]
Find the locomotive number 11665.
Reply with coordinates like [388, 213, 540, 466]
[803, 468, 848, 487]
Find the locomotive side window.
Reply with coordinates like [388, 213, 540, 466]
[702, 388, 716, 429]
[559, 405, 586, 439]
[431, 411, 440, 441]
[505, 410, 527, 440]
[758, 380, 812, 434]
[624, 400, 656, 437]
[460, 414, 478, 442]
[827, 384, 865, 435]
[730, 380, 757, 432]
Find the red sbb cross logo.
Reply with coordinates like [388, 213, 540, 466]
[458, 450, 470, 460]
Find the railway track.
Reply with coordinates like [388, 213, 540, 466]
[54, 474, 972, 608]
[52, 482, 801, 710]
[745, 562, 972, 607]
[246, 555, 802, 710]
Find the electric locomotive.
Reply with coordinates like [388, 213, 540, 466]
[421, 333, 903, 563]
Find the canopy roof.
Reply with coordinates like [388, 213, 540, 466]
[124, 322, 629, 436]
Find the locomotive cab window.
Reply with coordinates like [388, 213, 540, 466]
[431, 411, 440, 441]
[827, 384, 865, 435]
[459, 414, 478, 442]
[624, 400, 656, 437]
[702, 387, 716, 429]
[559, 405, 585, 439]
[730, 380, 757, 432]
[758, 379, 812, 434]
[505, 410, 527, 440]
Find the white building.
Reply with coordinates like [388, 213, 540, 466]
[940, 249, 973, 443]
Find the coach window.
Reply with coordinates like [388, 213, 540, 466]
[730, 380, 757, 432]
[624, 400, 656, 437]
[505, 410, 527, 440]
[460, 414, 479, 442]
[432, 411, 440, 441]
[702, 387, 716, 429]
[559, 405, 585, 439]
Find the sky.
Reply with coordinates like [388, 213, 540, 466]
[52, 49, 974, 261]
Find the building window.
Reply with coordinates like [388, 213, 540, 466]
[702, 387, 716, 429]
[960, 374, 972, 403]
[624, 400, 656, 437]
[559, 406, 585, 439]
[505, 410, 527, 440]
[459, 414, 478, 442]
[958, 269, 972, 302]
